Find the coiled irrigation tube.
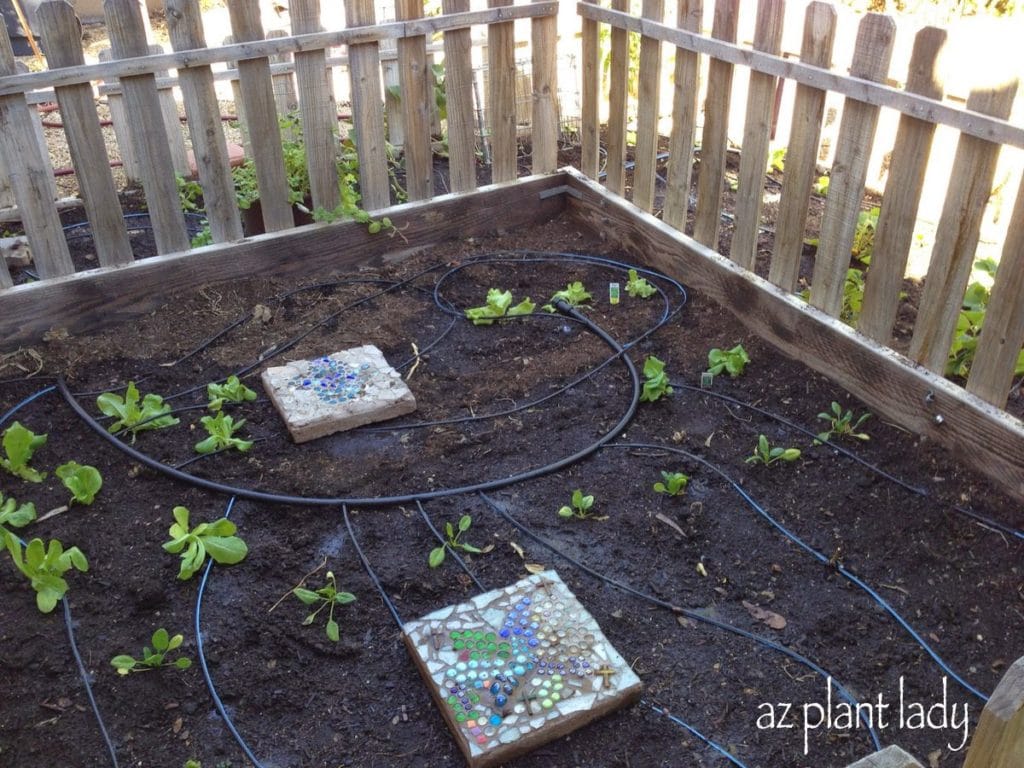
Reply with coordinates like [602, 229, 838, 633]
[1, 387, 119, 766]
[670, 379, 1024, 542]
[477, 490, 882, 751]
[56, 289, 643, 505]
[347, 501, 753, 767]
[609, 443, 990, 704]
[194, 497, 267, 768]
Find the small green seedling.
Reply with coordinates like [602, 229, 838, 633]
[429, 514, 493, 568]
[162, 506, 249, 580]
[465, 289, 535, 325]
[0, 421, 47, 482]
[97, 382, 179, 442]
[746, 435, 801, 467]
[815, 401, 871, 444]
[110, 628, 192, 675]
[625, 269, 657, 298]
[706, 344, 750, 378]
[207, 375, 258, 412]
[293, 571, 356, 642]
[653, 471, 689, 496]
[557, 489, 605, 520]
[0, 492, 36, 550]
[640, 356, 672, 403]
[6, 536, 88, 613]
[55, 461, 103, 506]
[543, 281, 592, 312]
[195, 413, 254, 454]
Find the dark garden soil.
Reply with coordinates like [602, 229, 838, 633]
[1, 189, 1023, 768]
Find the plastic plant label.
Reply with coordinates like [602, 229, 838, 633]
[609, 283, 621, 305]
[403, 570, 641, 768]
[700, 371, 714, 389]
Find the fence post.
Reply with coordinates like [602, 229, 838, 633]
[768, 0, 835, 292]
[963, 656, 1024, 768]
[530, 0, 558, 175]
[809, 12, 895, 317]
[37, 0, 133, 268]
[104, 0, 190, 254]
[0, 17, 73, 279]
[858, 26, 945, 343]
[164, 0, 243, 244]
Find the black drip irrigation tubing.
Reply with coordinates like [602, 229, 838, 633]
[668, 378, 1024, 543]
[476, 491, 883, 753]
[605, 443, 990, 704]
[346, 500, 752, 768]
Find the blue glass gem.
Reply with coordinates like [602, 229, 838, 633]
[499, 628, 510, 638]
[522, 597, 531, 605]
[512, 627, 522, 635]
[489, 714, 502, 726]
[490, 683, 500, 695]
[494, 694, 507, 707]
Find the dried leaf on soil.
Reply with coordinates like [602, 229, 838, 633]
[742, 600, 787, 630]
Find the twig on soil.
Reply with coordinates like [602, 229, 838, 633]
[880, 582, 911, 597]
[0, 347, 44, 377]
[405, 342, 421, 381]
[35, 505, 69, 523]
[268, 555, 328, 613]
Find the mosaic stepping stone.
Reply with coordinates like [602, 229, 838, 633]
[403, 570, 642, 768]
[261, 345, 416, 443]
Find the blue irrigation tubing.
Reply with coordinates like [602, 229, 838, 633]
[194, 496, 266, 768]
[611, 442, 991, 704]
[668, 379, 1024, 543]
[644, 700, 749, 768]
[0, 384, 56, 426]
[476, 491, 882, 752]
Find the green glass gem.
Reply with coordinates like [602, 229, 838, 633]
[469, 692, 480, 703]
[456, 713, 467, 722]
[447, 695, 458, 706]
[498, 642, 510, 652]
[453, 641, 464, 650]
[476, 640, 486, 650]
[497, 650, 510, 659]
[485, 632, 496, 642]
[470, 651, 480, 660]
[486, 642, 497, 652]
[450, 631, 461, 639]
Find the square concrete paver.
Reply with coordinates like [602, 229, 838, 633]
[261, 345, 416, 443]
[403, 570, 642, 768]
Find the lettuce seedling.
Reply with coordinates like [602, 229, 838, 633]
[557, 489, 605, 520]
[0, 421, 47, 482]
[294, 571, 356, 642]
[640, 356, 672, 403]
[625, 269, 657, 298]
[110, 628, 192, 675]
[195, 413, 254, 454]
[207, 375, 258, 412]
[706, 344, 750, 378]
[428, 514, 493, 568]
[6, 536, 88, 613]
[543, 281, 592, 312]
[653, 471, 689, 496]
[162, 506, 248, 580]
[465, 289, 535, 325]
[55, 461, 103, 506]
[97, 382, 179, 442]
[746, 434, 801, 467]
[815, 401, 871, 444]
[0, 492, 36, 551]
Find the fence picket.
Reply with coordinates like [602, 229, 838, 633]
[908, 81, 1018, 372]
[344, 0, 391, 210]
[266, 30, 299, 126]
[767, 1, 834, 291]
[731, 0, 785, 269]
[963, 656, 1024, 768]
[149, 44, 189, 175]
[397, 0, 433, 201]
[488, 0, 517, 183]
[809, 13, 894, 318]
[662, 0, 702, 230]
[165, 0, 243, 244]
[441, 0, 476, 193]
[604, 0, 630, 195]
[290, 0, 341, 215]
[228, 0, 294, 232]
[98, 48, 141, 182]
[631, 0, 665, 212]
[580, 0, 600, 180]
[37, 1, 133, 268]
[692, 0, 740, 248]
[858, 27, 945, 343]
[531, 0, 558, 174]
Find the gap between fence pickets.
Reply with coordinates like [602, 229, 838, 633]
[558, 167, 1024, 506]
[0, 172, 570, 351]
[575, 3, 1024, 151]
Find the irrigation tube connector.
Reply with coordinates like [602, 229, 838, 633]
[671, 378, 1024, 542]
[194, 496, 267, 768]
[56, 289, 642, 505]
[610, 443, 991, 705]
[476, 491, 883, 752]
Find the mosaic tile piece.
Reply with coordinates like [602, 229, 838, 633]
[261, 345, 416, 443]
[403, 570, 642, 768]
